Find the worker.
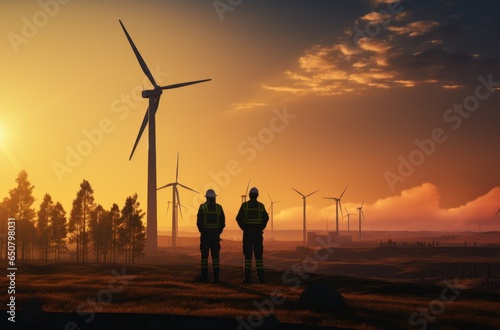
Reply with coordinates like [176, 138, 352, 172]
[197, 189, 225, 282]
[236, 187, 269, 283]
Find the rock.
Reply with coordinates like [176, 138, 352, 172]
[298, 284, 346, 312]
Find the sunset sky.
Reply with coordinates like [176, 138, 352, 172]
[1, 0, 499, 234]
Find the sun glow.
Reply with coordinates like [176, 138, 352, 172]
[0, 125, 5, 145]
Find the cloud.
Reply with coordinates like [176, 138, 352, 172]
[262, 2, 500, 96]
[361, 11, 392, 23]
[231, 102, 267, 112]
[275, 183, 500, 232]
[386, 21, 440, 36]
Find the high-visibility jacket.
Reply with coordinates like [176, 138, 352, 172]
[197, 202, 225, 232]
[236, 199, 269, 231]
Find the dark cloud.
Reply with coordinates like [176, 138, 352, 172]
[264, 0, 500, 95]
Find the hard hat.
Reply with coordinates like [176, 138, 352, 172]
[205, 189, 216, 198]
[249, 187, 259, 195]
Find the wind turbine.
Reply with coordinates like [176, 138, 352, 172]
[268, 193, 279, 240]
[157, 153, 199, 248]
[357, 199, 366, 240]
[241, 178, 251, 203]
[119, 20, 211, 253]
[292, 188, 319, 245]
[323, 185, 348, 234]
[343, 207, 355, 232]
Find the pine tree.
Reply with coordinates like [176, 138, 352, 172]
[8, 171, 36, 260]
[68, 180, 94, 262]
[37, 193, 53, 262]
[89, 205, 112, 263]
[50, 202, 67, 261]
[119, 194, 146, 264]
[110, 203, 121, 263]
[0, 197, 10, 259]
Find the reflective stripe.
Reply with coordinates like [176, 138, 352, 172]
[213, 259, 220, 268]
[256, 259, 264, 270]
[201, 258, 208, 269]
[202, 203, 221, 229]
[244, 259, 252, 270]
[244, 202, 264, 225]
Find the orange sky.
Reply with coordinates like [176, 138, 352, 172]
[1, 0, 499, 234]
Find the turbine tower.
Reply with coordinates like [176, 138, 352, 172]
[241, 178, 251, 203]
[268, 193, 279, 240]
[158, 153, 199, 248]
[119, 20, 210, 253]
[292, 188, 319, 245]
[343, 207, 355, 232]
[323, 185, 348, 234]
[357, 199, 366, 240]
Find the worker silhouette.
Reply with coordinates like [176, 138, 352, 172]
[197, 189, 225, 283]
[236, 187, 269, 283]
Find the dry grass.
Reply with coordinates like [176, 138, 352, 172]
[5, 245, 500, 329]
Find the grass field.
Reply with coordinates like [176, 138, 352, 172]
[3, 237, 500, 329]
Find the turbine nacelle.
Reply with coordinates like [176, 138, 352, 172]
[142, 89, 163, 98]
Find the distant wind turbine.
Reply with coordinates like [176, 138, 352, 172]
[322, 210, 330, 232]
[241, 178, 251, 203]
[268, 193, 279, 240]
[157, 153, 199, 248]
[292, 188, 319, 245]
[343, 207, 355, 232]
[119, 20, 210, 253]
[357, 199, 366, 240]
[323, 185, 348, 234]
[165, 201, 172, 219]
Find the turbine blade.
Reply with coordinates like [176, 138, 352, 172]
[160, 79, 211, 90]
[339, 200, 344, 219]
[178, 183, 199, 194]
[292, 187, 305, 197]
[322, 197, 336, 200]
[495, 209, 500, 217]
[119, 20, 158, 88]
[176, 186, 183, 219]
[339, 185, 349, 199]
[361, 198, 364, 208]
[267, 193, 272, 202]
[157, 182, 175, 190]
[306, 190, 319, 198]
[175, 152, 179, 182]
[129, 96, 160, 161]
[129, 109, 148, 161]
[245, 178, 251, 194]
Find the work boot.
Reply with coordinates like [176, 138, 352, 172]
[200, 268, 208, 283]
[257, 269, 265, 284]
[213, 267, 220, 283]
[242, 268, 251, 283]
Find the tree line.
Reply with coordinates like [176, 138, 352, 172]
[0, 170, 146, 263]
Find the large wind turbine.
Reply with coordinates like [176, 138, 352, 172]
[158, 153, 199, 248]
[292, 188, 319, 245]
[343, 207, 355, 232]
[323, 185, 348, 234]
[268, 193, 279, 240]
[119, 20, 210, 253]
[357, 199, 366, 240]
